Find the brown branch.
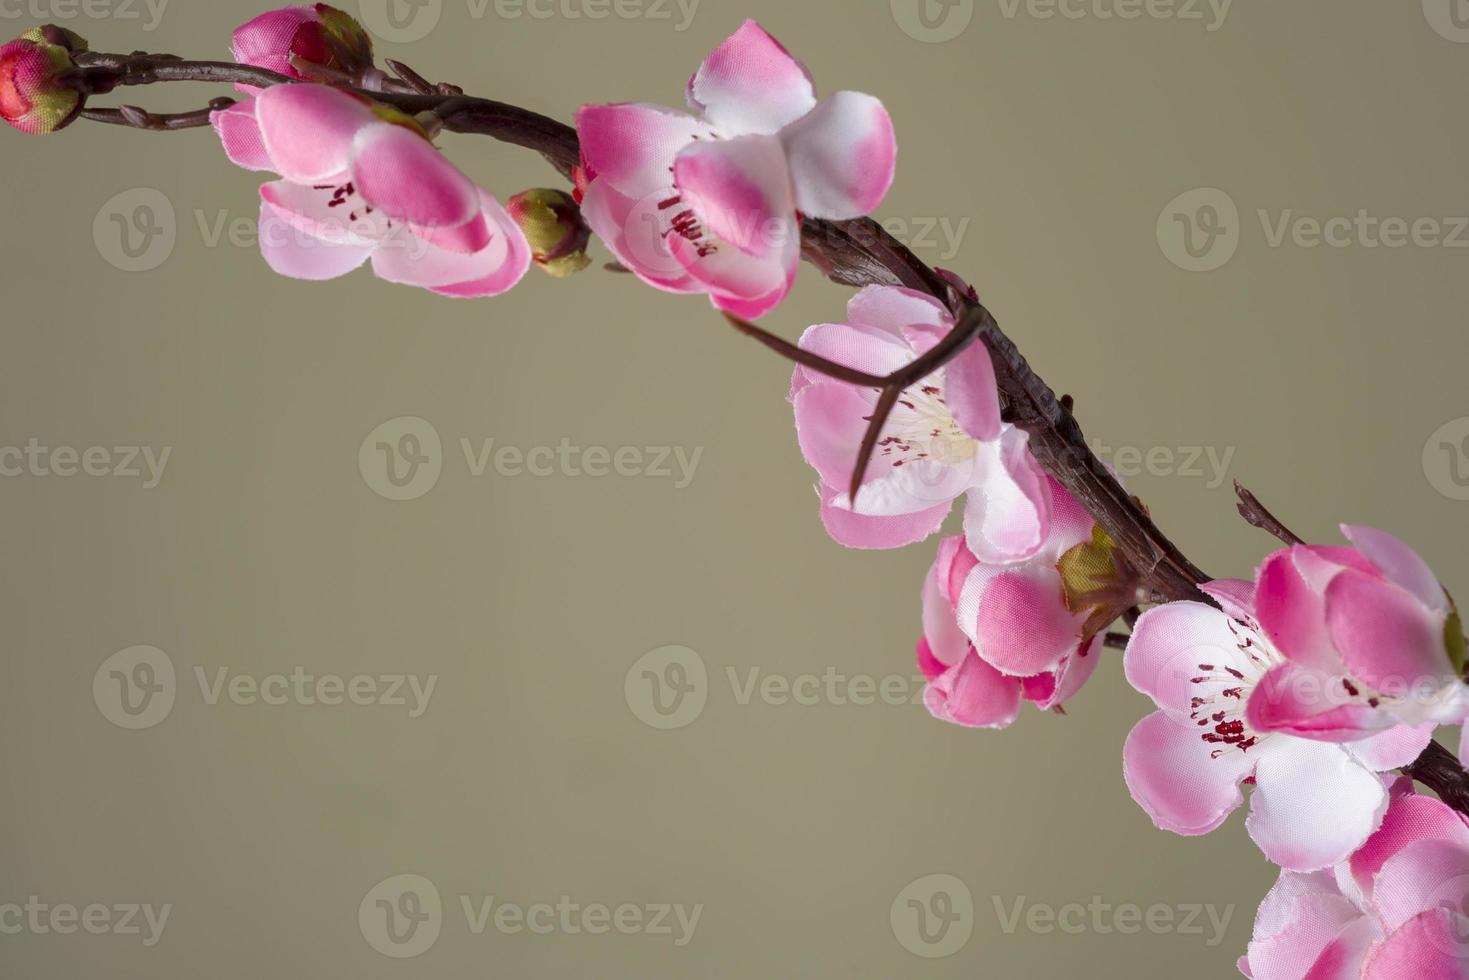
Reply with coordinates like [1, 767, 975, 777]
[46, 45, 1469, 810]
[1235, 481, 1305, 547]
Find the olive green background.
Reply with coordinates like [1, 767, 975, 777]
[3, 0, 1468, 976]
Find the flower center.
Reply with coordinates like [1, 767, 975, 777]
[1189, 617, 1282, 759]
[876, 382, 976, 470]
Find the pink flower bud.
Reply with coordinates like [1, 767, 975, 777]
[0, 26, 87, 135]
[231, 4, 374, 83]
[506, 189, 593, 278]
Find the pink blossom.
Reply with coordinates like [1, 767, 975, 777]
[917, 478, 1133, 728]
[1240, 781, 1469, 979]
[575, 19, 897, 319]
[1243, 527, 1467, 761]
[211, 84, 530, 297]
[1123, 582, 1425, 872]
[231, 5, 376, 85]
[0, 26, 87, 136]
[790, 285, 1050, 560]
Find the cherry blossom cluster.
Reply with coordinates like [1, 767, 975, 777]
[5, 7, 1467, 975]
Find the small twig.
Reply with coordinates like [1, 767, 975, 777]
[386, 59, 436, 95]
[80, 98, 234, 131]
[1234, 481, 1305, 546]
[1104, 632, 1131, 651]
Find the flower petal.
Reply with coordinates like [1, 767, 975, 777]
[1245, 870, 1366, 980]
[253, 82, 372, 183]
[673, 133, 794, 259]
[781, 91, 896, 220]
[369, 191, 530, 298]
[923, 648, 1023, 729]
[816, 483, 950, 551]
[971, 565, 1079, 677]
[1255, 547, 1347, 673]
[686, 20, 816, 136]
[961, 426, 1051, 564]
[1349, 792, 1469, 904]
[1361, 909, 1469, 980]
[1124, 601, 1244, 714]
[1347, 723, 1437, 772]
[1247, 661, 1397, 742]
[945, 340, 1001, 443]
[351, 123, 479, 232]
[257, 200, 374, 281]
[1342, 524, 1451, 617]
[1326, 569, 1456, 709]
[845, 285, 952, 336]
[1201, 579, 1258, 622]
[1123, 710, 1253, 835]
[579, 179, 700, 293]
[1245, 739, 1388, 872]
[211, 98, 273, 172]
[575, 102, 709, 198]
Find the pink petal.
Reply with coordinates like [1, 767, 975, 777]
[686, 20, 816, 136]
[1124, 601, 1244, 714]
[916, 637, 946, 682]
[845, 285, 952, 336]
[1246, 870, 1366, 980]
[575, 102, 708, 198]
[924, 649, 1023, 729]
[350, 123, 478, 232]
[1361, 909, 1469, 980]
[972, 565, 1079, 677]
[579, 179, 700, 293]
[795, 320, 915, 378]
[421, 193, 532, 299]
[259, 180, 384, 244]
[961, 427, 1051, 564]
[1245, 739, 1388, 872]
[1123, 710, 1253, 836]
[231, 6, 313, 76]
[1348, 724, 1438, 772]
[817, 484, 950, 551]
[1256, 547, 1346, 673]
[670, 219, 798, 314]
[922, 544, 973, 669]
[1326, 569, 1455, 707]
[1301, 916, 1383, 980]
[1201, 579, 1258, 622]
[781, 91, 897, 220]
[672, 134, 794, 259]
[707, 279, 796, 320]
[945, 340, 1001, 443]
[1349, 793, 1469, 903]
[253, 83, 373, 183]
[369, 191, 529, 298]
[1247, 662, 1396, 742]
[1027, 636, 1103, 710]
[1372, 838, 1469, 935]
[211, 98, 273, 172]
[257, 200, 374, 280]
[1342, 525, 1451, 617]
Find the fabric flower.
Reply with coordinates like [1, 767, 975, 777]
[211, 84, 530, 298]
[917, 478, 1132, 728]
[575, 19, 897, 319]
[1240, 782, 1469, 979]
[1123, 581, 1430, 871]
[790, 285, 1049, 561]
[1244, 527, 1467, 759]
[0, 26, 87, 135]
[231, 4, 376, 85]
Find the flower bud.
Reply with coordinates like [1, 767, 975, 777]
[232, 4, 374, 83]
[0, 26, 88, 135]
[506, 189, 593, 278]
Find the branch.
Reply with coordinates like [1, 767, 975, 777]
[1235, 481, 1305, 547]
[53, 45, 1469, 810]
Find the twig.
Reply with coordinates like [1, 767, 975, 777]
[1234, 482, 1305, 546]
